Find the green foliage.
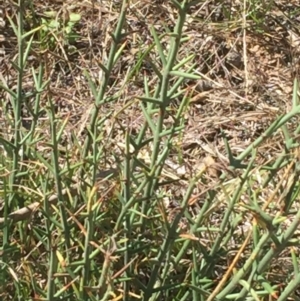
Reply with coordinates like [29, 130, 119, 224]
[39, 11, 81, 49]
[1, 0, 300, 300]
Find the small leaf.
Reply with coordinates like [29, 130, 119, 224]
[43, 11, 57, 18]
[69, 13, 81, 22]
[169, 70, 201, 80]
[48, 20, 60, 29]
